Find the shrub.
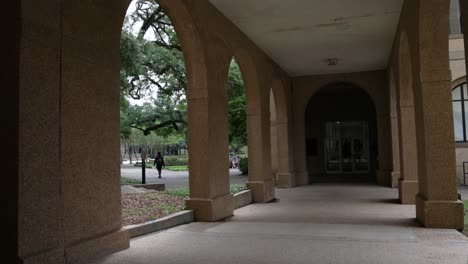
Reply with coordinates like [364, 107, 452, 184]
[230, 184, 248, 194]
[164, 155, 188, 166]
[239, 157, 248, 175]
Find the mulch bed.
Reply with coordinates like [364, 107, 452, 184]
[121, 192, 185, 226]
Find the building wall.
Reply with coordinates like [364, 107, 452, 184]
[450, 36, 468, 185]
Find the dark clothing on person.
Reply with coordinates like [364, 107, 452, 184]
[154, 154, 165, 178]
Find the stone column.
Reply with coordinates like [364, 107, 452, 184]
[185, 60, 234, 221]
[275, 121, 296, 188]
[247, 109, 276, 202]
[376, 114, 393, 186]
[414, 0, 464, 229]
[397, 103, 419, 204]
[389, 73, 401, 188]
[414, 74, 463, 228]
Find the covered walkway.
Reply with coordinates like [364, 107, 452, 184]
[93, 185, 468, 264]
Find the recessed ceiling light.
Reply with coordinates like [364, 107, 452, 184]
[327, 58, 339, 66]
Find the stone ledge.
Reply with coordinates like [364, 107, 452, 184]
[124, 210, 194, 238]
[131, 183, 165, 191]
[65, 229, 129, 264]
[234, 190, 253, 209]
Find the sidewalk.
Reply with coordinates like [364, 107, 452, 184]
[121, 164, 247, 190]
[93, 184, 468, 264]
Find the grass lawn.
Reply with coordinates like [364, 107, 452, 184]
[121, 176, 142, 185]
[121, 192, 185, 226]
[166, 165, 188, 171]
[164, 184, 248, 198]
[121, 183, 249, 226]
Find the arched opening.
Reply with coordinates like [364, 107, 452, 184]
[119, 0, 192, 227]
[305, 83, 378, 183]
[227, 57, 249, 188]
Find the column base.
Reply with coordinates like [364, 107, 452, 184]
[391, 172, 400, 188]
[186, 193, 234, 222]
[21, 248, 64, 264]
[20, 230, 129, 264]
[276, 172, 296, 188]
[377, 170, 392, 186]
[416, 194, 464, 230]
[399, 179, 418, 204]
[65, 229, 129, 264]
[295, 171, 309, 186]
[247, 179, 275, 203]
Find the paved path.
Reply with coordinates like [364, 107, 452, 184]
[121, 164, 248, 190]
[94, 183, 468, 264]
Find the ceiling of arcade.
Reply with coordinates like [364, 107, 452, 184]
[209, 0, 404, 77]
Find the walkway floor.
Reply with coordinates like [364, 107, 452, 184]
[94, 183, 468, 264]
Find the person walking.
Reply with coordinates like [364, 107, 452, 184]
[153, 152, 166, 178]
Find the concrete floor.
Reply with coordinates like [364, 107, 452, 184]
[94, 184, 468, 264]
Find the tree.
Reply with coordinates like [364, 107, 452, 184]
[120, 1, 247, 151]
[227, 59, 247, 149]
[120, 0, 187, 138]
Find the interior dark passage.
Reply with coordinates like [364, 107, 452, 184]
[305, 83, 378, 183]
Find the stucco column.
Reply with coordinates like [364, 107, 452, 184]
[413, 0, 464, 229]
[185, 56, 234, 221]
[275, 121, 296, 188]
[397, 104, 419, 204]
[376, 115, 392, 186]
[414, 75, 463, 229]
[247, 110, 276, 202]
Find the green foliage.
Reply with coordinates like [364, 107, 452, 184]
[164, 155, 188, 166]
[120, 0, 187, 140]
[164, 184, 248, 198]
[121, 177, 142, 185]
[230, 184, 248, 194]
[166, 166, 188, 171]
[239, 157, 248, 175]
[120, 3, 247, 152]
[164, 187, 190, 198]
[228, 94, 247, 148]
[227, 59, 247, 149]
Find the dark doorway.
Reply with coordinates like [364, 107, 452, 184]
[305, 83, 378, 183]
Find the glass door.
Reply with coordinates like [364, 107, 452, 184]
[325, 121, 369, 174]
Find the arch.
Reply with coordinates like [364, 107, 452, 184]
[119, 0, 208, 98]
[232, 49, 270, 116]
[304, 82, 378, 182]
[271, 75, 290, 123]
[452, 76, 467, 89]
